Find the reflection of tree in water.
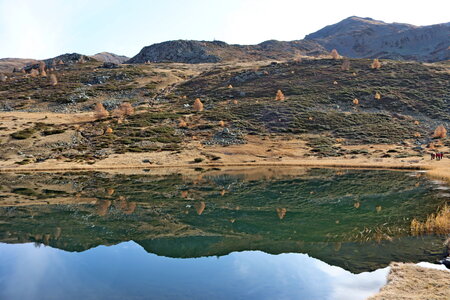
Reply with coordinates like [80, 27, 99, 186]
[95, 196, 136, 216]
[276, 208, 287, 220]
[96, 199, 111, 216]
[195, 202, 206, 215]
[0, 168, 445, 252]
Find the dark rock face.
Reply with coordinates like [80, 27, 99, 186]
[44, 53, 93, 66]
[127, 40, 222, 64]
[127, 39, 328, 64]
[305, 16, 450, 62]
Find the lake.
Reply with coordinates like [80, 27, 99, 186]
[0, 168, 448, 300]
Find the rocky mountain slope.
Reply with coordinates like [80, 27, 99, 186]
[305, 16, 450, 62]
[126, 39, 326, 64]
[128, 17, 449, 64]
[0, 58, 37, 73]
[91, 52, 129, 64]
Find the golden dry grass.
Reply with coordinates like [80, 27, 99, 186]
[411, 203, 450, 235]
[369, 263, 450, 300]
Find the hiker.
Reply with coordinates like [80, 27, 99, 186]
[431, 153, 436, 160]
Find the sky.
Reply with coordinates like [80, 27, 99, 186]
[0, 0, 448, 59]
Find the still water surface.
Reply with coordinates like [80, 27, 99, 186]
[0, 168, 447, 299]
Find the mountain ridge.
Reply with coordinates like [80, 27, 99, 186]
[126, 16, 449, 63]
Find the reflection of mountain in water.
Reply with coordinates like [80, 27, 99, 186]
[0, 168, 447, 273]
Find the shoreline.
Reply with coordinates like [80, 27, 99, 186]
[1, 159, 447, 181]
[0, 161, 427, 173]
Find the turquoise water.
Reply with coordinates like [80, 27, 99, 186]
[0, 168, 448, 299]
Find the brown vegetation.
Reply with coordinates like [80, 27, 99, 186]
[195, 201, 206, 215]
[218, 120, 225, 127]
[276, 208, 287, 219]
[94, 103, 109, 119]
[38, 61, 46, 74]
[371, 58, 381, 69]
[49, 74, 58, 86]
[275, 89, 285, 101]
[410, 203, 450, 235]
[113, 102, 134, 117]
[193, 98, 204, 112]
[330, 49, 340, 59]
[30, 69, 39, 77]
[353, 98, 359, 105]
[374, 92, 381, 100]
[433, 125, 447, 139]
[341, 59, 350, 70]
[178, 119, 188, 128]
[369, 262, 450, 300]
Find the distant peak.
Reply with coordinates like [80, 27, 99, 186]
[342, 16, 387, 25]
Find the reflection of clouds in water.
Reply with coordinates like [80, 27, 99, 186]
[233, 251, 388, 300]
[0, 242, 388, 300]
[0, 243, 65, 300]
[314, 259, 389, 300]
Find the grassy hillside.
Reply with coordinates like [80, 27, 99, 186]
[0, 58, 449, 163]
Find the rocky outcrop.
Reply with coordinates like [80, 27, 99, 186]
[127, 40, 223, 64]
[127, 39, 328, 64]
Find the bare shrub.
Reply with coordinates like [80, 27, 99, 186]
[94, 103, 109, 119]
[178, 120, 188, 128]
[195, 201, 206, 215]
[30, 69, 39, 77]
[49, 74, 58, 86]
[38, 61, 46, 73]
[341, 59, 350, 70]
[276, 208, 287, 220]
[433, 125, 447, 139]
[193, 98, 204, 112]
[330, 49, 340, 59]
[113, 102, 134, 118]
[275, 90, 285, 101]
[371, 59, 381, 69]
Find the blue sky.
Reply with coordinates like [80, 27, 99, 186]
[0, 0, 449, 59]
